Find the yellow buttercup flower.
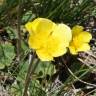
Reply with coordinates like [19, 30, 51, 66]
[25, 18, 72, 61]
[69, 25, 92, 55]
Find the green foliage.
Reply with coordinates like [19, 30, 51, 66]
[11, 82, 23, 96]
[22, 10, 36, 24]
[0, 0, 96, 26]
[35, 62, 56, 77]
[0, 42, 15, 69]
[5, 26, 18, 39]
[39, 0, 95, 23]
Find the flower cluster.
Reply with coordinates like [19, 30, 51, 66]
[25, 18, 92, 61]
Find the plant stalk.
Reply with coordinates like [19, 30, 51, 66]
[23, 53, 39, 96]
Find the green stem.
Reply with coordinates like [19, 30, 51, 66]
[23, 53, 39, 96]
[17, 0, 22, 61]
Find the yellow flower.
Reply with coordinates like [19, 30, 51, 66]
[25, 18, 72, 61]
[69, 25, 92, 55]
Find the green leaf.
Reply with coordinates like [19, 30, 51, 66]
[5, 26, 18, 39]
[21, 40, 28, 51]
[22, 10, 36, 23]
[0, 42, 15, 69]
[35, 61, 56, 77]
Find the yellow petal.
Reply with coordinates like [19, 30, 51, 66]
[25, 18, 44, 34]
[30, 18, 56, 36]
[52, 24, 72, 43]
[28, 34, 47, 49]
[77, 43, 90, 52]
[25, 22, 33, 34]
[52, 46, 67, 57]
[28, 18, 42, 34]
[25, 18, 56, 36]
[72, 25, 84, 36]
[69, 44, 77, 55]
[72, 36, 83, 48]
[36, 48, 53, 61]
[47, 37, 67, 57]
[77, 32, 92, 43]
[36, 18, 56, 35]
